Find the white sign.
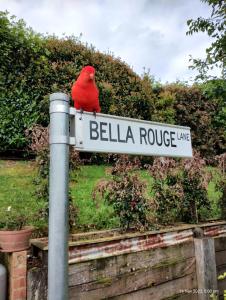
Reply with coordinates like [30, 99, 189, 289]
[70, 108, 192, 158]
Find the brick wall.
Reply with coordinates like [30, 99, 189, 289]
[8, 251, 27, 300]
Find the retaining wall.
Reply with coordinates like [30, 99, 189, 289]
[1, 221, 226, 300]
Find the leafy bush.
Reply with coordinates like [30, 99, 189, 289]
[26, 124, 80, 232]
[149, 152, 212, 224]
[149, 158, 183, 224]
[93, 155, 152, 230]
[152, 89, 176, 124]
[0, 11, 49, 150]
[1, 11, 225, 160]
[152, 81, 226, 158]
[0, 11, 154, 151]
[200, 79, 226, 154]
[180, 153, 211, 222]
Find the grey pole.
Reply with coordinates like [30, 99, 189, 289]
[48, 93, 69, 300]
[0, 264, 6, 300]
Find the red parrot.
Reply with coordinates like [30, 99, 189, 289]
[71, 66, 101, 114]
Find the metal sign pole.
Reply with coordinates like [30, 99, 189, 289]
[47, 91, 192, 300]
[48, 93, 69, 300]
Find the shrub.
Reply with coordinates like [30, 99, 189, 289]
[200, 79, 226, 155]
[180, 152, 211, 222]
[1, 11, 224, 160]
[149, 152, 212, 224]
[93, 155, 152, 230]
[0, 12, 154, 151]
[149, 158, 184, 224]
[152, 80, 226, 158]
[152, 90, 176, 124]
[0, 11, 50, 150]
[26, 124, 80, 232]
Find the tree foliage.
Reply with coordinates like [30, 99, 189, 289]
[0, 11, 153, 151]
[186, 0, 226, 80]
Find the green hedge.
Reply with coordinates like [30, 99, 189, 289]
[0, 11, 225, 158]
[0, 11, 153, 151]
[151, 81, 226, 157]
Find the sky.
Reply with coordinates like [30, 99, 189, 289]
[0, 0, 218, 83]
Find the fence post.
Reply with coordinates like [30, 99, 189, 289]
[194, 237, 218, 300]
[48, 93, 69, 300]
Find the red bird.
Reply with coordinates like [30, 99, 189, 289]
[71, 66, 101, 114]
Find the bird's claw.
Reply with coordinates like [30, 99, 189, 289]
[79, 109, 84, 120]
[93, 111, 97, 118]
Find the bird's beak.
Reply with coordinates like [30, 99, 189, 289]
[89, 73, 94, 80]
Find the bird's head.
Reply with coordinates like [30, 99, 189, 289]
[80, 65, 96, 82]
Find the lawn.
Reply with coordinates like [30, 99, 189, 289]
[0, 160, 222, 233]
[0, 160, 46, 229]
[70, 165, 120, 230]
[0, 160, 120, 231]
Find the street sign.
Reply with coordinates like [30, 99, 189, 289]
[70, 108, 192, 158]
[49, 93, 193, 300]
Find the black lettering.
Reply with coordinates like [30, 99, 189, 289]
[177, 133, 181, 140]
[177, 132, 190, 141]
[163, 130, 170, 147]
[126, 126, 135, 143]
[100, 122, 108, 141]
[156, 129, 163, 146]
[140, 127, 147, 144]
[148, 129, 155, 145]
[117, 124, 126, 143]
[170, 131, 177, 147]
[109, 123, 117, 142]
[90, 121, 99, 140]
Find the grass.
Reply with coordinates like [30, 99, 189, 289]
[140, 170, 155, 197]
[0, 160, 46, 229]
[207, 167, 223, 219]
[0, 160, 36, 208]
[0, 160, 119, 231]
[70, 165, 120, 230]
[0, 160, 223, 232]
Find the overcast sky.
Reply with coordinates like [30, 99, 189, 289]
[0, 0, 218, 83]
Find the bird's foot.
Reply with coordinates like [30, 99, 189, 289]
[79, 109, 84, 120]
[93, 111, 97, 118]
